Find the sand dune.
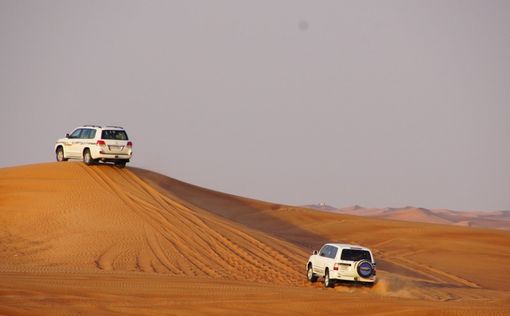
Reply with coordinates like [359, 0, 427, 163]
[1, 163, 509, 315]
[320, 205, 510, 230]
[0, 163, 303, 284]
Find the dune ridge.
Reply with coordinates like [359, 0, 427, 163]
[1, 163, 509, 315]
[305, 204, 510, 230]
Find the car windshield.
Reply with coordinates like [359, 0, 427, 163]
[101, 130, 128, 140]
[340, 249, 372, 261]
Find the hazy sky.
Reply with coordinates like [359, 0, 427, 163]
[1, 0, 509, 210]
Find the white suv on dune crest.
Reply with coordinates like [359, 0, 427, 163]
[307, 243, 376, 288]
[55, 125, 133, 167]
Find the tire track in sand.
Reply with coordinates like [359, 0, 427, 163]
[367, 238, 480, 289]
[83, 165, 304, 285]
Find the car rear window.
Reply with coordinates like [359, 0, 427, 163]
[101, 130, 128, 140]
[340, 249, 372, 261]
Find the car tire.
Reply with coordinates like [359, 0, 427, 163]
[324, 269, 334, 288]
[56, 147, 68, 162]
[307, 264, 318, 283]
[115, 162, 126, 168]
[83, 149, 95, 166]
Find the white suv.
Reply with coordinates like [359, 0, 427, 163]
[55, 125, 133, 167]
[307, 243, 376, 288]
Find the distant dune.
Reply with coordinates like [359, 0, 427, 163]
[1, 163, 509, 315]
[306, 204, 510, 230]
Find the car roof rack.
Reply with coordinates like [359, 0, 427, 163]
[83, 125, 102, 128]
[105, 125, 124, 129]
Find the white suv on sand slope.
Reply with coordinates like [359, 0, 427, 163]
[307, 243, 376, 288]
[55, 125, 133, 167]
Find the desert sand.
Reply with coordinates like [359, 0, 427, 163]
[308, 204, 510, 231]
[0, 162, 509, 315]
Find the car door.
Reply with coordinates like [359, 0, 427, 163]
[66, 128, 83, 157]
[325, 246, 338, 272]
[315, 245, 330, 276]
[75, 128, 93, 158]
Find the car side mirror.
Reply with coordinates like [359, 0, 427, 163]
[65, 133, 70, 138]
[313, 250, 318, 255]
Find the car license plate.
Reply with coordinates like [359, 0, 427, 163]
[110, 145, 122, 150]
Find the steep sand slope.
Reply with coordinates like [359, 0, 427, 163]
[1, 163, 509, 315]
[135, 167, 510, 298]
[0, 163, 304, 284]
[130, 167, 325, 249]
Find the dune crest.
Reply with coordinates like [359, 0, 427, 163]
[316, 205, 510, 230]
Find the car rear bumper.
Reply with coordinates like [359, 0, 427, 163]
[98, 157, 131, 163]
[93, 151, 132, 161]
[331, 271, 376, 283]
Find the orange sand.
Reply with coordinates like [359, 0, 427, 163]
[336, 206, 510, 230]
[0, 163, 509, 315]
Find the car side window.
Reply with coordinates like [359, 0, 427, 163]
[80, 129, 89, 139]
[325, 246, 332, 258]
[69, 129, 82, 139]
[329, 246, 338, 259]
[80, 129, 95, 139]
[319, 245, 329, 257]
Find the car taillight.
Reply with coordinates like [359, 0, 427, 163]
[333, 263, 339, 271]
[97, 140, 106, 146]
[127, 141, 132, 148]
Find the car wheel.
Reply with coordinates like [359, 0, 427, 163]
[307, 264, 318, 283]
[115, 161, 126, 168]
[324, 269, 334, 288]
[56, 147, 67, 162]
[83, 149, 95, 166]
